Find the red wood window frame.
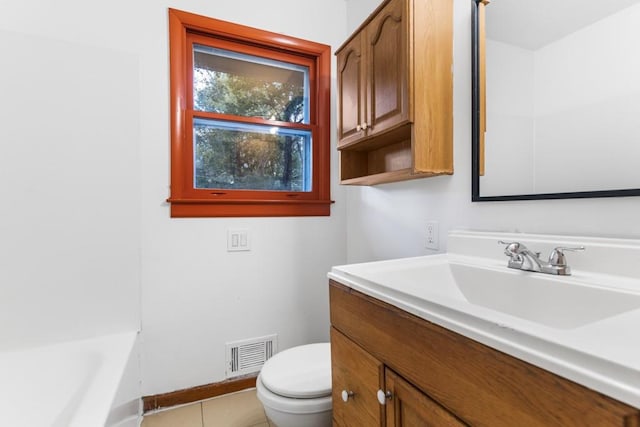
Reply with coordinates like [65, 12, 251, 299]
[167, 8, 332, 217]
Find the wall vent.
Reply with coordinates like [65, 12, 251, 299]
[225, 334, 277, 378]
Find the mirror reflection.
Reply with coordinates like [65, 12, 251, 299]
[473, 0, 640, 200]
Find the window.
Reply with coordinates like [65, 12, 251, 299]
[168, 9, 332, 217]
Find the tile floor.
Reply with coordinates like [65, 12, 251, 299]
[142, 388, 275, 427]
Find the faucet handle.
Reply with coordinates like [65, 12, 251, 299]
[498, 240, 521, 250]
[498, 241, 525, 264]
[548, 246, 585, 266]
[498, 240, 520, 255]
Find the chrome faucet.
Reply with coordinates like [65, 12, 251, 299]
[498, 241, 585, 276]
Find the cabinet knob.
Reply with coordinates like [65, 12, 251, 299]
[377, 389, 392, 405]
[341, 390, 355, 402]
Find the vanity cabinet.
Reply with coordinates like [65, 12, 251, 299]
[336, 0, 453, 185]
[329, 280, 640, 426]
[332, 326, 464, 427]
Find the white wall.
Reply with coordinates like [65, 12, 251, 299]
[344, 0, 640, 264]
[0, 20, 140, 348]
[0, 0, 348, 397]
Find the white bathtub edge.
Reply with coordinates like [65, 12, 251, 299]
[69, 330, 140, 427]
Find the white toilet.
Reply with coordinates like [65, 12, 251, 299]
[256, 343, 332, 427]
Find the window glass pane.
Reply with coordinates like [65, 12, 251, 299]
[194, 118, 312, 192]
[193, 45, 310, 124]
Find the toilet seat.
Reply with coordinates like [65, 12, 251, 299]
[260, 343, 331, 399]
[257, 374, 332, 415]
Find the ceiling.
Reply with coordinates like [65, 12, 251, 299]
[486, 0, 640, 50]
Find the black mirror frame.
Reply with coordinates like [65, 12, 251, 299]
[471, 0, 640, 202]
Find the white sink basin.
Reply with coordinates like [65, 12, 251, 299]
[333, 256, 640, 329]
[451, 263, 640, 329]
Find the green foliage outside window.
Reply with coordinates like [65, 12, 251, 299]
[192, 53, 311, 192]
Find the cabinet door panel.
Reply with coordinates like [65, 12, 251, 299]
[367, 0, 409, 136]
[337, 33, 366, 147]
[385, 369, 467, 427]
[331, 327, 382, 426]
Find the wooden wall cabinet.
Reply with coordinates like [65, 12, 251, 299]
[336, 0, 453, 185]
[329, 280, 640, 426]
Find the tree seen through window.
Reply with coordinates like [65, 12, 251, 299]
[193, 46, 310, 191]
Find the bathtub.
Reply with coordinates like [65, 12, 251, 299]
[0, 331, 139, 427]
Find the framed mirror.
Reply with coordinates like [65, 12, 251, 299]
[471, 0, 640, 201]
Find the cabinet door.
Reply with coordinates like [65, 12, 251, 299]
[331, 327, 382, 426]
[385, 369, 467, 427]
[366, 0, 409, 138]
[337, 32, 366, 147]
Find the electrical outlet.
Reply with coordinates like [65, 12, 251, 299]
[426, 221, 439, 250]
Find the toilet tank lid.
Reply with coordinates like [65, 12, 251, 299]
[260, 343, 331, 399]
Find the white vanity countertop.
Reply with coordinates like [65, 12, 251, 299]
[328, 230, 640, 408]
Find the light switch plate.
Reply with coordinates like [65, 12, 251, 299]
[227, 229, 250, 252]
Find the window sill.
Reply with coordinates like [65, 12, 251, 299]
[167, 198, 334, 217]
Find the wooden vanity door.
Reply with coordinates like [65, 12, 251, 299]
[331, 327, 383, 426]
[385, 369, 467, 427]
